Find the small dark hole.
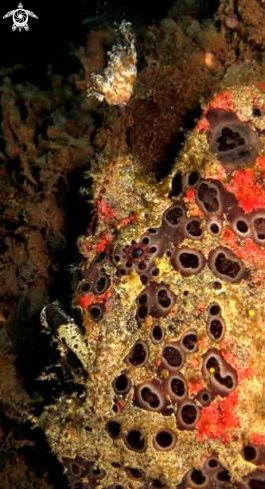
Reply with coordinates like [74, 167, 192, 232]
[150, 246, 157, 253]
[114, 255, 120, 262]
[183, 290, 189, 296]
[182, 333, 197, 351]
[165, 206, 184, 226]
[253, 107, 262, 117]
[213, 281, 222, 290]
[216, 469, 231, 482]
[163, 346, 182, 367]
[155, 430, 174, 448]
[243, 445, 257, 461]
[215, 252, 241, 279]
[71, 464, 80, 475]
[141, 387, 160, 408]
[152, 325, 163, 342]
[209, 303, 221, 315]
[113, 374, 130, 394]
[85, 426, 92, 432]
[80, 282, 91, 293]
[236, 220, 249, 233]
[152, 268, 159, 276]
[128, 342, 147, 366]
[179, 252, 199, 269]
[186, 219, 202, 237]
[126, 430, 146, 451]
[152, 479, 163, 488]
[137, 305, 148, 320]
[140, 275, 148, 285]
[138, 261, 147, 270]
[112, 403, 118, 413]
[157, 289, 171, 308]
[127, 468, 143, 479]
[148, 228, 158, 234]
[206, 357, 220, 372]
[89, 304, 103, 321]
[143, 237, 149, 244]
[190, 469, 206, 485]
[197, 182, 220, 213]
[115, 485, 124, 489]
[96, 276, 108, 293]
[111, 462, 121, 468]
[197, 389, 213, 407]
[181, 404, 198, 425]
[209, 319, 223, 340]
[171, 378, 185, 397]
[188, 171, 200, 186]
[126, 261, 133, 268]
[208, 458, 218, 468]
[138, 293, 148, 305]
[210, 223, 219, 234]
[119, 269, 126, 276]
[106, 420, 121, 439]
[217, 126, 245, 152]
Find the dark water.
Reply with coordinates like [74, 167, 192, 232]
[0, 0, 219, 81]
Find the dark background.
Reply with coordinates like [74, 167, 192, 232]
[0, 0, 169, 73]
[0, 0, 219, 79]
[0, 0, 97, 77]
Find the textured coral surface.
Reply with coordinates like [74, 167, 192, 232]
[40, 85, 265, 488]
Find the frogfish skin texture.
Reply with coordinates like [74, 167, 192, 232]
[41, 85, 265, 489]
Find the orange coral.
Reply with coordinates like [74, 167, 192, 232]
[256, 155, 265, 176]
[189, 380, 205, 394]
[97, 198, 118, 221]
[197, 391, 240, 443]
[78, 290, 111, 309]
[207, 90, 236, 113]
[117, 215, 135, 228]
[231, 168, 265, 213]
[196, 116, 209, 132]
[186, 188, 196, 201]
[251, 432, 265, 445]
[95, 234, 114, 253]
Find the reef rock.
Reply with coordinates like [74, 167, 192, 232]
[41, 85, 265, 488]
